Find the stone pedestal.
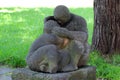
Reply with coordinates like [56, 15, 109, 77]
[12, 66, 96, 80]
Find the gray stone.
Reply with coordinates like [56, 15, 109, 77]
[0, 67, 13, 75]
[26, 5, 90, 73]
[0, 67, 13, 80]
[12, 66, 96, 80]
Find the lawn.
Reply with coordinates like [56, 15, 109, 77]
[0, 7, 120, 80]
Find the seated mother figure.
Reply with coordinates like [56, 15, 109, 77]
[26, 5, 89, 73]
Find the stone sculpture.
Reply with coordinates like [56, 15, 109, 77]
[26, 5, 90, 73]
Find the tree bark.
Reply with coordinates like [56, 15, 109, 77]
[92, 0, 120, 54]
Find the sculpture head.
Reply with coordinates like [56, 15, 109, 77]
[54, 5, 71, 25]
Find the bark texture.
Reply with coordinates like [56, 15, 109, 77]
[92, 0, 120, 54]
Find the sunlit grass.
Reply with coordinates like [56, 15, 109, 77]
[0, 8, 93, 62]
[89, 52, 120, 80]
[0, 7, 93, 67]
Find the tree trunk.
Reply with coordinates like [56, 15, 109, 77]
[92, 0, 120, 54]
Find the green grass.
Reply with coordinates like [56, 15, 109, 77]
[89, 52, 120, 80]
[0, 7, 120, 80]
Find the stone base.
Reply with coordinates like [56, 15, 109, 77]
[12, 66, 96, 80]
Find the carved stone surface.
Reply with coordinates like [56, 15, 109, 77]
[12, 66, 96, 80]
[26, 5, 90, 73]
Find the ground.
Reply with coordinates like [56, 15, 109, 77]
[0, 66, 13, 80]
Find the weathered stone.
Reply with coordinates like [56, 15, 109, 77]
[26, 5, 90, 73]
[0, 67, 13, 80]
[12, 66, 96, 80]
